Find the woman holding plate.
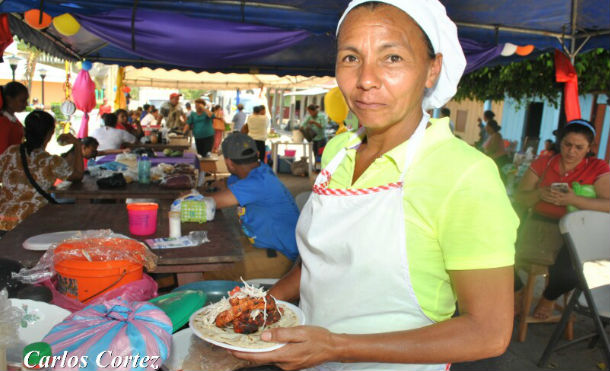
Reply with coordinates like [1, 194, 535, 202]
[233, 1, 519, 370]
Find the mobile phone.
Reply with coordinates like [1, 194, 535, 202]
[551, 182, 569, 193]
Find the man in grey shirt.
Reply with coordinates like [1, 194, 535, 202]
[231, 103, 247, 132]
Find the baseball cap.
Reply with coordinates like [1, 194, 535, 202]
[169, 92, 181, 99]
[222, 132, 259, 162]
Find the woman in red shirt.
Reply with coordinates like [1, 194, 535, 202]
[0, 82, 29, 155]
[515, 119, 610, 319]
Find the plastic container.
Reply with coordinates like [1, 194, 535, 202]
[284, 149, 296, 157]
[54, 239, 145, 302]
[138, 154, 151, 184]
[168, 211, 181, 238]
[127, 202, 158, 235]
[149, 290, 206, 333]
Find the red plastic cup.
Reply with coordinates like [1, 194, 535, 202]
[126, 203, 158, 236]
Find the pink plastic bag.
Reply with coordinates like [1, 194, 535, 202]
[72, 69, 96, 138]
[40, 274, 158, 312]
[42, 298, 172, 371]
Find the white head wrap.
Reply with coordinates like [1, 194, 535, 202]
[336, 0, 466, 110]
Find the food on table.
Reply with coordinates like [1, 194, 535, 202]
[191, 282, 299, 349]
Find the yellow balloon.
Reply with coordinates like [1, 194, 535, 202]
[53, 13, 80, 36]
[324, 87, 349, 123]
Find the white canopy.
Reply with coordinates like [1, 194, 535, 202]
[123, 66, 335, 90]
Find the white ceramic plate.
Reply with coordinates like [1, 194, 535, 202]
[164, 327, 193, 371]
[22, 230, 129, 251]
[6, 299, 71, 365]
[189, 300, 305, 353]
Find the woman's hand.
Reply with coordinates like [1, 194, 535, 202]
[538, 186, 555, 204]
[230, 326, 339, 370]
[547, 187, 575, 206]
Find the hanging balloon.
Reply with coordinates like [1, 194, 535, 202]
[324, 87, 349, 124]
[52, 13, 80, 36]
[81, 60, 93, 71]
[121, 86, 131, 93]
[24, 9, 52, 30]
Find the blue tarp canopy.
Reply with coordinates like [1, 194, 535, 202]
[1, 0, 608, 76]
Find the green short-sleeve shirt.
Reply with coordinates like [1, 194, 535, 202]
[188, 112, 214, 139]
[321, 117, 518, 322]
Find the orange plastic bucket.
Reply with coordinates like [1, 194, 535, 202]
[54, 238, 144, 302]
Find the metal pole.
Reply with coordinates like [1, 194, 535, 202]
[41, 76, 45, 106]
[569, 0, 578, 63]
[289, 88, 296, 130]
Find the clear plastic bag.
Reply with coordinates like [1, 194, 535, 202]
[12, 230, 158, 284]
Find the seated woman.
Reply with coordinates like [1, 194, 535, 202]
[514, 119, 610, 319]
[483, 120, 510, 168]
[0, 81, 29, 155]
[115, 108, 143, 138]
[0, 111, 84, 233]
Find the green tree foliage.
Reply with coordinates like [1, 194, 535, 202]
[180, 89, 209, 101]
[455, 48, 610, 106]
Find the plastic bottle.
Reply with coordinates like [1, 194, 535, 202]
[169, 211, 181, 238]
[138, 154, 151, 184]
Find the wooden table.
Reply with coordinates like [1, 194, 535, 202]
[0, 203, 244, 285]
[52, 175, 188, 202]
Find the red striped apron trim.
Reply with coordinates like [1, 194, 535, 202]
[313, 181, 403, 196]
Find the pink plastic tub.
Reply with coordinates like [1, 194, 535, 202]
[284, 149, 296, 157]
[127, 203, 158, 236]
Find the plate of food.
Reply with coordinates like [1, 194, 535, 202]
[189, 281, 304, 352]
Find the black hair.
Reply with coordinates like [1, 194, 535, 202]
[81, 136, 99, 148]
[185, 102, 191, 109]
[483, 110, 495, 120]
[558, 119, 596, 157]
[24, 110, 54, 154]
[151, 107, 158, 113]
[1, 81, 28, 110]
[253, 105, 262, 114]
[440, 107, 450, 117]
[103, 113, 118, 127]
[115, 109, 128, 118]
[486, 119, 501, 133]
[143, 104, 150, 111]
[213, 104, 221, 111]
[307, 104, 319, 111]
[345, 1, 435, 60]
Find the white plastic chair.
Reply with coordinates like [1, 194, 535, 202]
[295, 191, 312, 212]
[538, 210, 610, 368]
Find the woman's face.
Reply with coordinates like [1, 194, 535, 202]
[7, 92, 29, 113]
[117, 112, 128, 123]
[336, 5, 441, 130]
[560, 133, 590, 164]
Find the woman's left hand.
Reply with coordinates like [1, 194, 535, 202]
[230, 326, 339, 370]
[548, 187, 575, 206]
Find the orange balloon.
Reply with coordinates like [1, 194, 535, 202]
[24, 9, 52, 29]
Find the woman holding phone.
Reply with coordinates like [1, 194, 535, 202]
[515, 119, 610, 319]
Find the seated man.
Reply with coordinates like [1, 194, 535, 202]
[206, 132, 299, 261]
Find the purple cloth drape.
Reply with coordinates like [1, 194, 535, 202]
[461, 38, 504, 74]
[76, 9, 311, 69]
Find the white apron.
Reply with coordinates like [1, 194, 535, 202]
[297, 113, 448, 371]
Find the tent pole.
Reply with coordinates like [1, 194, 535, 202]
[569, 0, 578, 63]
[289, 88, 296, 130]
